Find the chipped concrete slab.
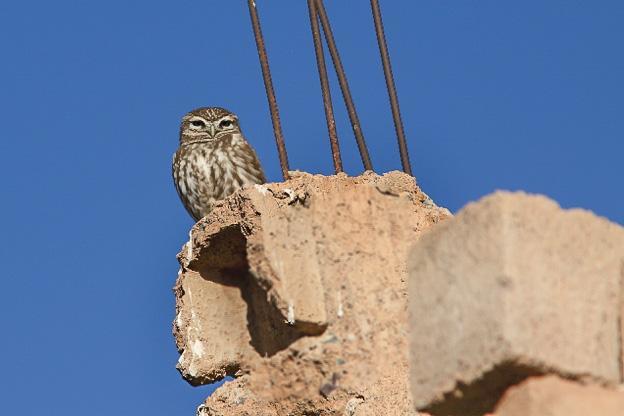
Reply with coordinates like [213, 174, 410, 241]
[408, 191, 624, 414]
[173, 171, 451, 414]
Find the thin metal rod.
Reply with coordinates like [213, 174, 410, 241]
[307, 0, 343, 174]
[315, 0, 373, 172]
[247, 0, 290, 180]
[370, 0, 412, 175]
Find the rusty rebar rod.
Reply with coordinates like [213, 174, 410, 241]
[315, 0, 373, 172]
[307, 0, 343, 173]
[247, 0, 290, 180]
[370, 0, 412, 175]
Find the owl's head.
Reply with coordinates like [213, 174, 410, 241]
[179, 107, 241, 144]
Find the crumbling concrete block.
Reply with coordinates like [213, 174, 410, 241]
[408, 192, 624, 415]
[495, 375, 624, 416]
[174, 171, 451, 415]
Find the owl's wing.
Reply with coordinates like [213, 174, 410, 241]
[245, 143, 267, 183]
[172, 148, 202, 222]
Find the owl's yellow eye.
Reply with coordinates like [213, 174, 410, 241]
[219, 119, 233, 129]
[190, 120, 205, 128]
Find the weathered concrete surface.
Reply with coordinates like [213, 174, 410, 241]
[174, 171, 451, 415]
[408, 192, 624, 415]
[495, 375, 624, 416]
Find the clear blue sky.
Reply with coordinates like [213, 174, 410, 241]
[1, 1, 622, 414]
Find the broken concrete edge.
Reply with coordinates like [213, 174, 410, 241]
[495, 190, 624, 389]
[172, 170, 452, 414]
[175, 170, 449, 327]
[173, 278, 244, 385]
[408, 190, 624, 414]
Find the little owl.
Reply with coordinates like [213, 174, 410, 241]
[173, 107, 266, 221]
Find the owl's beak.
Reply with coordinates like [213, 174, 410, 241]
[207, 123, 216, 138]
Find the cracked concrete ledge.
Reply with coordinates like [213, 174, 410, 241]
[173, 170, 451, 415]
[408, 191, 624, 415]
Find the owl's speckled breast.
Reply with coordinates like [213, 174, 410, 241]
[173, 132, 266, 221]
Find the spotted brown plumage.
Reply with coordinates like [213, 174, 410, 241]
[173, 107, 266, 221]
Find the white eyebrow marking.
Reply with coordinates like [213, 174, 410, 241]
[218, 115, 236, 123]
